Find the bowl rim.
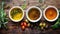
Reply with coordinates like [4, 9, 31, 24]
[43, 6, 59, 22]
[26, 6, 42, 22]
[9, 6, 24, 22]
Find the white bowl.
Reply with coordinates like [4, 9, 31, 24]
[26, 6, 42, 22]
[9, 6, 24, 22]
[43, 6, 59, 22]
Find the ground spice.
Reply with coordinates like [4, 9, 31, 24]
[45, 8, 57, 20]
[28, 8, 40, 20]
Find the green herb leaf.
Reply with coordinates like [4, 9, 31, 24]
[21, 4, 26, 10]
[0, 1, 8, 29]
[52, 18, 60, 29]
[58, 10, 60, 12]
[0, 24, 1, 28]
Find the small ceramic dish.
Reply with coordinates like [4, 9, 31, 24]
[9, 6, 24, 22]
[26, 6, 42, 22]
[43, 6, 59, 22]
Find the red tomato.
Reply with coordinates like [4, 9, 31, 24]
[21, 23, 23, 26]
[21, 25, 25, 29]
[23, 22, 27, 26]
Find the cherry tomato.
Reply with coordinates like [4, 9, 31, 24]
[21, 25, 25, 29]
[23, 22, 27, 26]
[21, 22, 23, 26]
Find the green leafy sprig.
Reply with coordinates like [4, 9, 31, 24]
[0, 1, 8, 29]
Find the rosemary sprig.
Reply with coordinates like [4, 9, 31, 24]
[0, 1, 8, 29]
